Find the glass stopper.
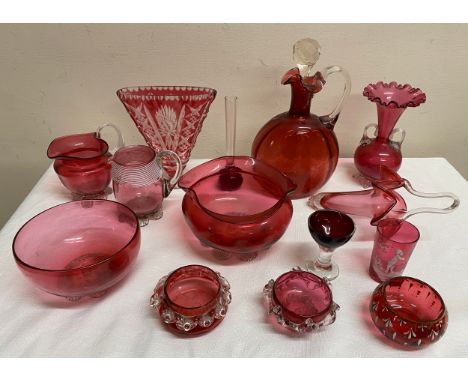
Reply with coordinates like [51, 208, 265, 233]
[293, 38, 321, 78]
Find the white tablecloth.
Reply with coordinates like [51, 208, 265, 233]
[1, 158, 467, 357]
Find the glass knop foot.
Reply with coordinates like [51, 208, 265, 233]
[306, 261, 339, 281]
[137, 208, 163, 227]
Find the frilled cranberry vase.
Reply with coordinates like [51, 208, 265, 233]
[354, 82, 426, 181]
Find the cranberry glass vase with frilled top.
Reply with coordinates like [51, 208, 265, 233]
[252, 38, 351, 199]
[354, 82, 426, 181]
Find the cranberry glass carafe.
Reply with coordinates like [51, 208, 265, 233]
[252, 38, 351, 199]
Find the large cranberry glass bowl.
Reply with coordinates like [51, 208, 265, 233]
[369, 276, 448, 348]
[13, 200, 141, 301]
[263, 270, 339, 333]
[150, 265, 231, 335]
[178, 156, 296, 261]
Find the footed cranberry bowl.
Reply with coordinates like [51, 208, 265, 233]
[12, 200, 141, 301]
[178, 156, 296, 261]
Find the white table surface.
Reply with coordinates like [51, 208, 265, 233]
[1, 158, 467, 358]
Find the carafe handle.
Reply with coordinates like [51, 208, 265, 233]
[318, 65, 351, 128]
[96, 123, 125, 153]
[156, 150, 183, 197]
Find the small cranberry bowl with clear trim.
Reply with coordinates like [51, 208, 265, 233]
[369, 276, 448, 348]
[150, 264, 232, 335]
[263, 270, 339, 333]
[12, 200, 141, 301]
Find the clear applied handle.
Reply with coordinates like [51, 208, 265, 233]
[402, 179, 460, 220]
[389, 128, 406, 146]
[156, 150, 183, 197]
[363, 123, 378, 139]
[360, 123, 378, 144]
[96, 123, 125, 153]
[319, 65, 351, 126]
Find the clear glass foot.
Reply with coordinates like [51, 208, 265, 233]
[138, 208, 163, 227]
[72, 191, 107, 201]
[211, 250, 257, 262]
[213, 250, 232, 261]
[66, 295, 82, 302]
[306, 261, 339, 281]
[236, 252, 258, 262]
[352, 172, 372, 188]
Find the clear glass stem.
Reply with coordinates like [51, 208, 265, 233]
[315, 246, 334, 269]
[305, 246, 339, 281]
[225, 96, 238, 165]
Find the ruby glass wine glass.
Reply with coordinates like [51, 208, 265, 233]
[304, 209, 355, 281]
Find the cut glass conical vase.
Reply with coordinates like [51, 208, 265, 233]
[117, 86, 217, 177]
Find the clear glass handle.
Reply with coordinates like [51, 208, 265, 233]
[319, 65, 351, 124]
[362, 123, 378, 141]
[96, 123, 125, 153]
[321, 302, 340, 326]
[389, 128, 406, 145]
[402, 179, 460, 220]
[156, 150, 183, 197]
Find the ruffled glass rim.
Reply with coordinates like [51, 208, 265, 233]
[363, 81, 426, 108]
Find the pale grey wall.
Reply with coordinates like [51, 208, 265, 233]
[1, 24, 467, 228]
